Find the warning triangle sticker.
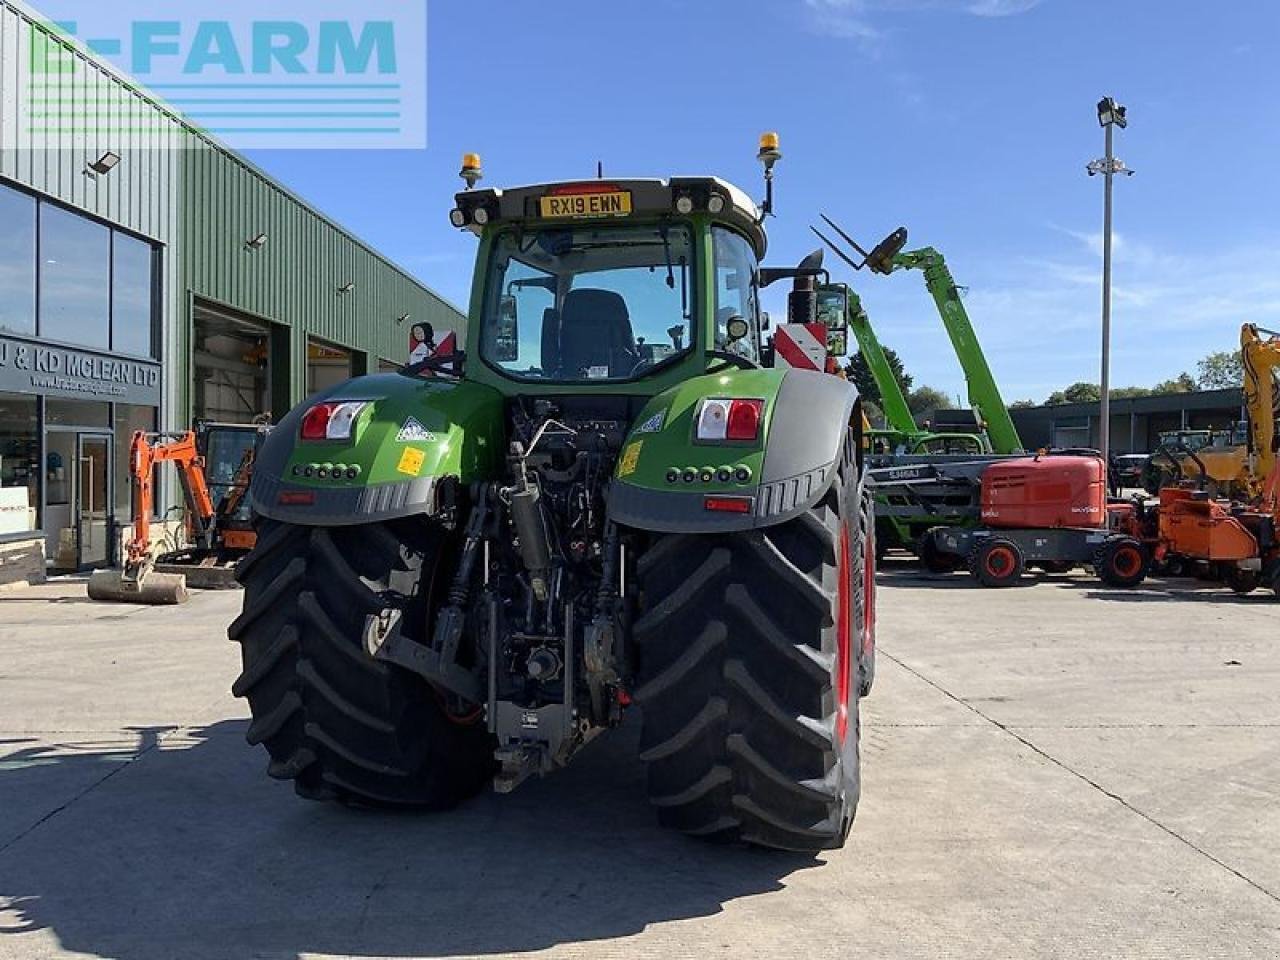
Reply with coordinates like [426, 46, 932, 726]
[396, 417, 436, 443]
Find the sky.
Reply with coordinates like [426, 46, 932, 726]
[241, 0, 1280, 404]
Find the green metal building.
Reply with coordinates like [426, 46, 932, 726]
[0, 0, 463, 583]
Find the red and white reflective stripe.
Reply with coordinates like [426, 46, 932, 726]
[774, 322, 828, 371]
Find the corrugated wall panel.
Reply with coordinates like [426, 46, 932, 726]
[178, 139, 465, 414]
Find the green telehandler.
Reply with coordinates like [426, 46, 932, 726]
[839, 284, 990, 457]
[230, 137, 875, 851]
[811, 218, 1023, 561]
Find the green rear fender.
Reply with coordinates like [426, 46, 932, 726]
[609, 367, 862, 533]
[251, 373, 505, 526]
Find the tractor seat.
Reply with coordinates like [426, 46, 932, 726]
[557, 288, 637, 378]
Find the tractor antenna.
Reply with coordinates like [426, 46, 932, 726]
[597, 160, 603, 179]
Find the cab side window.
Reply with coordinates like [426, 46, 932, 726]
[712, 227, 760, 363]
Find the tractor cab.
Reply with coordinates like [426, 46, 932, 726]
[451, 174, 771, 395]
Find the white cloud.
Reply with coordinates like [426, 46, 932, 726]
[949, 231, 1280, 400]
[803, 0, 1043, 46]
[966, 0, 1042, 16]
[819, 224, 1280, 404]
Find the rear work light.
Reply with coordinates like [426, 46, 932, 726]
[695, 398, 765, 442]
[300, 401, 368, 441]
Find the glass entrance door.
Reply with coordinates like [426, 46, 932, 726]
[76, 434, 112, 568]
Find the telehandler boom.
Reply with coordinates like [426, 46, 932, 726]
[812, 216, 1022, 454]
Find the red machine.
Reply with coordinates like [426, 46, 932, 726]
[924, 454, 1149, 588]
[981, 456, 1106, 529]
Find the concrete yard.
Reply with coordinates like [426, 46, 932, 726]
[0, 566, 1277, 960]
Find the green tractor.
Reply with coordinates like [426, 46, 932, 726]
[230, 139, 876, 851]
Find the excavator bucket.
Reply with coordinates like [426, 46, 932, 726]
[86, 568, 189, 605]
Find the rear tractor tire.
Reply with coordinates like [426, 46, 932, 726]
[229, 518, 495, 808]
[970, 537, 1024, 588]
[633, 467, 872, 852]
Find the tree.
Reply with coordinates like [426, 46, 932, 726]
[908, 385, 950, 414]
[1009, 399, 1038, 409]
[1046, 382, 1100, 405]
[843, 346, 912, 407]
[1111, 386, 1152, 400]
[1196, 351, 1243, 390]
[1152, 372, 1196, 394]
[860, 398, 885, 428]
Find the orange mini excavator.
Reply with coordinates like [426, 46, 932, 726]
[88, 423, 265, 604]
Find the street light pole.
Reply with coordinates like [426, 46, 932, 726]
[1087, 97, 1132, 473]
[1100, 120, 1115, 466]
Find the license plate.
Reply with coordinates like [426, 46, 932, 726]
[538, 190, 632, 219]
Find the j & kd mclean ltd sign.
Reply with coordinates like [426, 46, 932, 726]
[0, 334, 161, 406]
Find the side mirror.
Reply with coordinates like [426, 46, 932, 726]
[760, 311, 771, 331]
[494, 294, 519, 362]
[815, 284, 850, 358]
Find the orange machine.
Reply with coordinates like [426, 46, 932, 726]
[1154, 469, 1279, 596]
[1144, 430, 1280, 596]
[122, 430, 216, 578]
[89, 423, 264, 603]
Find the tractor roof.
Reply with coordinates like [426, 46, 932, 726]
[452, 177, 767, 257]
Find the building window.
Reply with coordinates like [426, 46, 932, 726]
[0, 394, 39, 535]
[0, 184, 36, 337]
[45, 399, 111, 428]
[112, 233, 156, 358]
[39, 203, 111, 350]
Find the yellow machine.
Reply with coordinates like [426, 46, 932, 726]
[1241, 323, 1280, 497]
[1146, 324, 1277, 499]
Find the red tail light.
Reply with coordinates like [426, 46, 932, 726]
[726, 399, 763, 441]
[300, 404, 334, 440]
[704, 496, 752, 514]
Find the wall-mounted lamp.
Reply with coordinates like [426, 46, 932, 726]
[337, 282, 355, 295]
[397, 313, 411, 324]
[84, 151, 120, 177]
[244, 233, 268, 251]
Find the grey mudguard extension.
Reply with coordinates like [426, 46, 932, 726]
[609, 369, 860, 533]
[252, 470, 442, 527]
[249, 393, 441, 527]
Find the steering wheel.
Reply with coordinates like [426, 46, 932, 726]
[705, 349, 760, 373]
